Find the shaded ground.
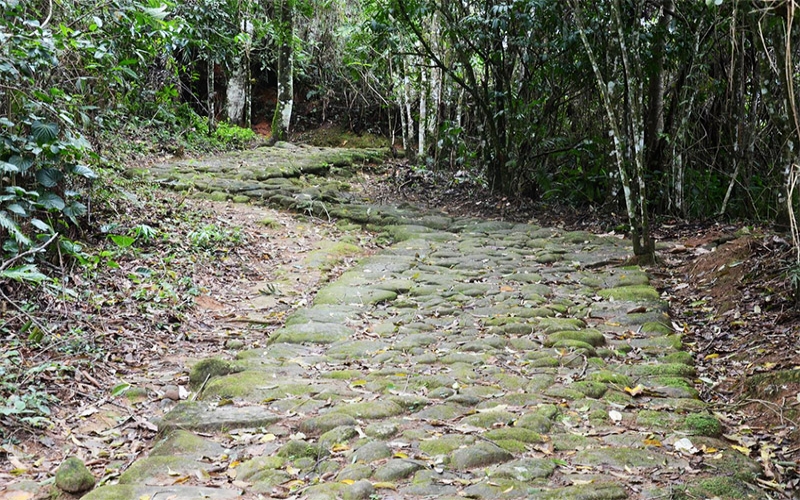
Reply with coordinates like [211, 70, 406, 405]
[0, 145, 794, 499]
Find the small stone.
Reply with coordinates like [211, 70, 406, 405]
[55, 456, 95, 493]
[342, 479, 375, 500]
[353, 440, 392, 463]
[299, 412, 357, 435]
[373, 459, 425, 481]
[450, 442, 513, 469]
[364, 421, 398, 439]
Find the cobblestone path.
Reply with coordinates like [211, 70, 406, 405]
[85, 145, 764, 499]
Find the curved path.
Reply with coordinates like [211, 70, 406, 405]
[85, 144, 763, 499]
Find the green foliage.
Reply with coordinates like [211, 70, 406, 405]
[214, 122, 257, 147]
[188, 223, 243, 251]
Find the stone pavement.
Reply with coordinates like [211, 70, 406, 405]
[84, 145, 764, 499]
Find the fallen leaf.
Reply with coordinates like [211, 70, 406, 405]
[608, 410, 622, 423]
[731, 444, 751, 456]
[393, 452, 408, 459]
[674, 438, 698, 454]
[624, 384, 645, 397]
[340, 479, 356, 485]
[372, 482, 397, 490]
[643, 438, 662, 447]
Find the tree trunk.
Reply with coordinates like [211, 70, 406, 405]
[271, 0, 294, 143]
[644, 0, 673, 176]
[207, 58, 216, 135]
[418, 65, 427, 159]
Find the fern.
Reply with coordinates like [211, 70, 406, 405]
[0, 210, 32, 248]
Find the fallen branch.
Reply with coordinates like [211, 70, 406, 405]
[0, 232, 59, 272]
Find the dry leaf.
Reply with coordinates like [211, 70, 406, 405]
[731, 444, 751, 456]
[340, 479, 356, 485]
[393, 452, 408, 459]
[372, 482, 397, 490]
[673, 438, 698, 454]
[608, 410, 622, 423]
[624, 384, 645, 397]
[643, 438, 662, 447]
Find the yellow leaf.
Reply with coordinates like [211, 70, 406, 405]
[285, 466, 300, 475]
[372, 482, 397, 490]
[704, 353, 719, 360]
[340, 479, 356, 485]
[500, 285, 514, 292]
[284, 479, 305, 488]
[139, 496, 151, 500]
[731, 445, 751, 456]
[229, 460, 240, 468]
[643, 438, 662, 447]
[701, 446, 718, 454]
[260, 433, 277, 442]
[350, 379, 367, 387]
[331, 443, 350, 452]
[502, 485, 515, 493]
[624, 384, 645, 397]
[393, 452, 409, 459]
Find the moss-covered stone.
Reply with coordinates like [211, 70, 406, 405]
[150, 430, 223, 457]
[299, 412, 357, 435]
[588, 370, 633, 387]
[571, 380, 608, 399]
[420, 435, 476, 456]
[685, 476, 765, 499]
[683, 413, 722, 437]
[598, 285, 661, 302]
[450, 442, 514, 469]
[545, 329, 606, 347]
[189, 357, 243, 388]
[484, 427, 544, 444]
[55, 456, 95, 493]
[236, 455, 286, 481]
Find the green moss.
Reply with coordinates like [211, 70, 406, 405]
[189, 357, 243, 388]
[278, 440, 322, 459]
[641, 321, 673, 335]
[686, 476, 763, 499]
[662, 351, 693, 365]
[651, 376, 699, 397]
[209, 191, 229, 202]
[321, 370, 363, 380]
[545, 329, 606, 347]
[258, 218, 282, 229]
[571, 381, 608, 399]
[420, 435, 475, 456]
[597, 285, 660, 302]
[492, 439, 527, 453]
[683, 413, 722, 437]
[628, 363, 696, 378]
[588, 370, 632, 387]
[485, 427, 544, 443]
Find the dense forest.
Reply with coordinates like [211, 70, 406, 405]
[4, 0, 800, 265]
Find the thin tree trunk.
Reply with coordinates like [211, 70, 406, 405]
[271, 0, 294, 143]
[418, 65, 427, 159]
[207, 58, 216, 134]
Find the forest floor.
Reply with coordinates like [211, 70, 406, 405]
[0, 142, 798, 499]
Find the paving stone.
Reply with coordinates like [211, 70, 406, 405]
[373, 459, 426, 481]
[450, 441, 514, 469]
[158, 402, 281, 432]
[353, 440, 392, 462]
[299, 412, 357, 435]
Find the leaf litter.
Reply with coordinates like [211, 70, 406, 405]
[0, 189, 377, 493]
